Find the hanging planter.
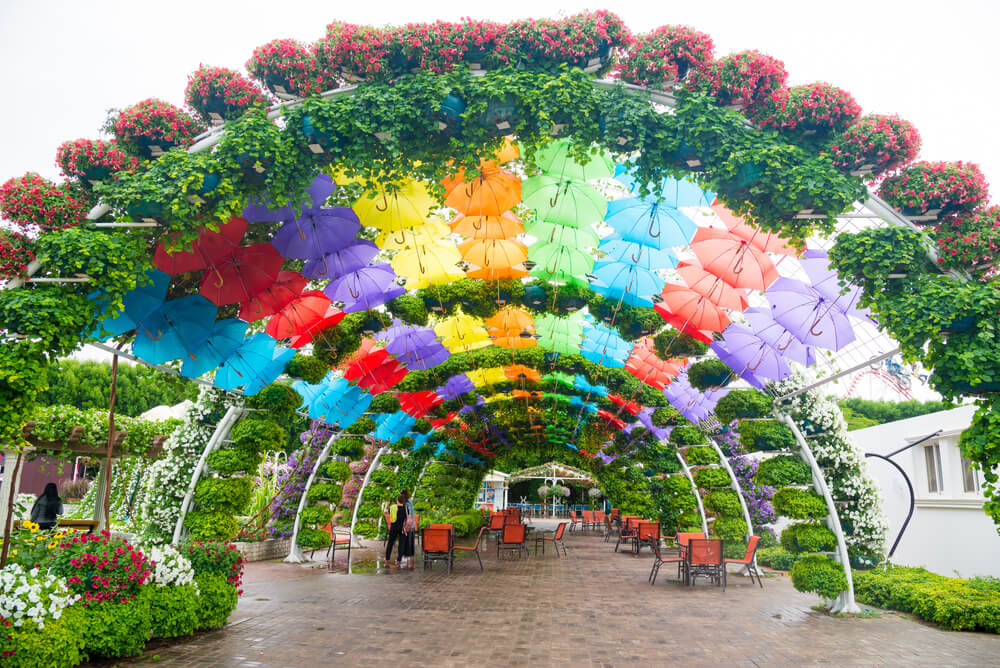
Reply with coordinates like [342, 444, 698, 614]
[667, 140, 708, 172]
[828, 113, 921, 178]
[687, 359, 733, 390]
[246, 38, 334, 98]
[878, 161, 989, 221]
[753, 82, 861, 139]
[185, 65, 270, 124]
[235, 153, 273, 187]
[112, 98, 204, 160]
[55, 139, 138, 188]
[300, 115, 340, 158]
[716, 161, 763, 198]
[125, 200, 165, 223]
[688, 50, 788, 113]
[480, 96, 519, 136]
[435, 93, 466, 135]
[617, 24, 714, 89]
[0, 172, 86, 232]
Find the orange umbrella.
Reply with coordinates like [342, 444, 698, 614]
[503, 364, 541, 383]
[654, 283, 731, 338]
[460, 238, 528, 279]
[491, 334, 537, 349]
[676, 261, 750, 312]
[445, 166, 521, 216]
[689, 227, 780, 290]
[485, 307, 534, 332]
[511, 389, 541, 400]
[450, 211, 524, 239]
[626, 338, 684, 390]
[711, 202, 799, 256]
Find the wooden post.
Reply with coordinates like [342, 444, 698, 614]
[100, 343, 124, 529]
[0, 450, 25, 567]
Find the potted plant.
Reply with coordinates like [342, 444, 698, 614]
[751, 82, 861, 139]
[930, 205, 1000, 276]
[185, 65, 271, 124]
[828, 113, 921, 178]
[246, 38, 334, 98]
[878, 160, 989, 221]
[315, 22, 392, 82]
[55, 138, 138, 188]
[0, 229, 35, 281]
[616, 24, 714, 88]
[456, 19, 507, 70]
[505, 11, 630, 73]
[687, 359, 733, 390]
[0, 172, 86, 232]
[687, 49, 788, 112]
[111, 98, 204, 160]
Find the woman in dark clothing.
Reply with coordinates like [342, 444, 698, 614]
[384, 492, 408, 566]
[399, 490, 416, 568]
[30, 483, 63, 530]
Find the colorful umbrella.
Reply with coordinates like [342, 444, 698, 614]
[353, 180, 435, 237]
[437, 373, 475, 400]
[199, 243, 284, 307]
[613, 166, 715, 206]
[797, 249, 868, 319]
[375, 218, 451, 250]
[710, 341, 767, 390]
[397, 391, 443, 417]
[676, 261, 749, 311]
[573, 374, 609, 397]
[595, 236, 678, 270]
[590, 263, 665, 308]
[132, 295, 217, 365]
[181, 318, 249, 379]
[265, 291, 345, 347]
[445, 167, 521, 216]
[625, 338, 683, 390]
[655, 283, 731, 336]
[391, 242, 466, 289]
[434, 313, 491, 353]
[243, 173, 336, 223]
[689, 227, 779, 291]
[720, 324, 792, 382]
[503, 364, 541, 383]
[302, 240, 380, 280]
[743, 306, 815, 367]
[92, 269, 170, 340]
[527, 241, 594, 283]
[711, 203, 798, 256]
[323, 263, 405, 313]
[153, 216, 247, 276]
[534, 140, 614, 181]
[524, 219, 599, 248]
[270, 207, 362, 262]
[459, 238, 528, 272]
[373, 412, 417, 443]
[485, 307, 534, 335]
[213, 333, 283, 392]
[522, 176, 607, 227]
[767, 278, 857, 351]
[243, 346, 296, 396]
[343, 348, 409, 394]
[450, 211, 524, 239]
[237, 270, 307, 322]
[604, 198, 697, 249]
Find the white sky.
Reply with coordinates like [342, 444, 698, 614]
[1, 0, 998, 196]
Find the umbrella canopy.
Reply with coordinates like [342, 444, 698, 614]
[181, 318, 248, 379]
[459, 238, 528, 271]
[450, 211, 524, 239]
[710, 341, 767, 390]
[302, 240, 380, 280]
[375, 218, 451, 250]
[534, 140, 614, 181]
[527, 241, 594, 282]
[676, 261, 749, 311]
[534, 313, 586, 354]
[572, 374, 609, 397]
[353, 180, 435, 235]
[467, 367, 508, 388]
[243, 346, 296, 396]
[271, 207, 363, 262]
[767, 278, 857, 351]
[237, 270, 307, 322]
[391, 241, 466, 289]
[200, 243, 284, 307]
[743, 306, 815, 367]
[434, 313, 491, 353]
[689, 228, 779, 290]
[798, 249, 868, 319]
[397, 391, 443, 417]
[343, 348, 409, 394]
[445, 166, 521, 216]
[323, 263, 405, 313]
[243, 173, 337, 223]
[265, 291, 345, 347]
[522, 176, 607, 227]
[394, 343, 450, 370]
[92, 269, 170, 340]
[485, 307, 534, 335]
[503, 364, 541, 383]
[437, 373, 475, 400]
[626, 338, 683, 390]
[524, 219, 599, 248]
[213, 332, 282, 392]
[590, 263, 665, 308]
[711, 203, 798, 256]
[596, 236, 678, 270]
[604, 198, 697, 249]
[720, 324, 792, 382]
[153, 216, 247, 276]
[303, 377, 372, 427]
[613, 166, 715, 206]
[655, 283, 732, 335]
[373, 411, 417, 443]
[132, 295, 218, 365]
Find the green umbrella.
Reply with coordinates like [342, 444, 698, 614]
[522, 175, 607, 228]
[528, 241, 594, 283]
[535, 313, 586, 355]
[524, 219, 600, 248]
[534, 140, 614, 181]
[541, 371, 575, 389]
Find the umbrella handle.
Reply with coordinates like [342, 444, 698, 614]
[648, 216, 660, 239]
[375, 191, 389, 212]
[143, 326, 162, 341]
[295, 219, 306, 242]
[631, 247, 644, 263]
[348, 277, 361, 300]
[746, 354, 763, 371]
[777, 336, 792, 351]
[732, 242, 748, 275]
[545, 247, 561, 274]
[809, 318, 824, 337]
[213, 267, 225, 289]
[465, 181, 477, 198]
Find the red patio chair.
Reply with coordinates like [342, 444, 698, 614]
[581, 510, 595, 531]
[649, 540, 685, 585]
[595, 510, 606, 529]
[422, 526, 454, 572]
[675, 531, 706, 561]
[454, 526, 487, 571]
[603, 513, 618, 543]
[486, 513, 505, 541]
[615, 516, 639, 553]
[687, 538, 725, 590]
[568, 510, 580, 532]
[535, 521, 568, 557]
[318, 523, 352, 567]
[723, 535, 764, 588]
[636, 521, 660, 555]
[498, 523, 529, 560]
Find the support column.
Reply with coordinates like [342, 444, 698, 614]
[671, 443, 710, 536]
[0, 449, 26, 538]
[285, 431, 342, 564]
[92, 459, 114, 531]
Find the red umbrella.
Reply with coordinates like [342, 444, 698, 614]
[625, 338, 684, 390]
[655, 283, 731, 340]
[238, 270, 307, 322]
[153, 216, 247, 276]
[266, 291, 345, 348]
[676, 261, 749, 311]
[200, 243, 284, 306]
[430, 412, 458, 430]
[689, 227, 779, 290]
[711, 203, 799, 257]
[597, 409, 626, 430]
[397, 391, 443, 417]
[343, 348, 409, 394]
[609, 394, 641, 416]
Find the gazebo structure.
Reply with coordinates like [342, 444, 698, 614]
[509, 461, 597, 517]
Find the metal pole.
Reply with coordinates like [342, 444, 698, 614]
[773, 347, 900, 403]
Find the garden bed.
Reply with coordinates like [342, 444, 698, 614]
[233, 538, 291, 562]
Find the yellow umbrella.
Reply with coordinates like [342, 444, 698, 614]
[433, 313, 492, 353]
[450, 211, 524, 240]
[353, 179, 436, 236]
[467, 366, 508, 387]
[391, 241, 465, 290]
[376, 217, 452, 250]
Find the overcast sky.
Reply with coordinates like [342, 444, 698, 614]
[1, 0, 998, 198]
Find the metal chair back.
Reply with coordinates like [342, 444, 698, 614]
[688, 538, 723, 566]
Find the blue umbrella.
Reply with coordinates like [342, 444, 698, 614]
[305, 378, 372, 426]
[589, 263, 665, 308]
[604, 198, 698, 249]
[568, 396, 598, 414]
[572, 374, 608, 397]
[181, 319, 248, 379]
[90, 269, 170, 340]
[132, 295, 217, 365]
[214, 333, 281, 392]
[410, 432, 432, 450]
[374, 411, 416, 443]
[243, 346, 296, 395]
[613, 165, 716, 207]
[595, 236, 678, 270]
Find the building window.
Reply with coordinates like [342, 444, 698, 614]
[961, 456, 981, 493]
[924, 444, 943, 493]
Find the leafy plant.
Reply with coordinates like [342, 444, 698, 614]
[145, 584, 200, 638]
[756, 546, 801, 570]
[246, 38, 332, 97]
[687, 359, 733, 390]
[703, 489, 742, 517]
[772, 487, 828, 520]
[74, 595, 153, 659]
[616, 24, 714, 88]
[780, 521, 837, 553]
[828, 113, 921, 177]
[790, 555, 847, 600]
[692, 467, 731, 488]
[683, 446, 719, 465]
[739, 420, 796, 452]
[669, 425, 704, 445]
[193, 573, 238, 631]
[756, 455, 812, 486]
[56, 138, 138, 186]
[713, 389, 771, 424]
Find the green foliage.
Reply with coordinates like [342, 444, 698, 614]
[651, 406, 683, 427]
[773, 487, 828, 520]
[332, 434, 366, 457]
[194, 477, 253, 514]
[369, 468, 398, 487]
[285, 353, 328, 384]
[0, 609, 86, 668]
[704, 489, 742, 517]
[683, 446, 720, 465]
[653, 328, 708, 358]
[193, 573, 239, 631]
[756, 455, 812, 487]
[711, 516, 747, 543]
[354, 520, 380, 539]
[145, 584, 200, 638]
[322, 460, 352, 482]
[231, 417, 287, 454]
[790, 555, 848, 600]
[692, 467, 731, 488]
[756, 547, 802, 571]
[183, 510, 239, 542]
[687, 359, 732, 390]
[740, 420, 796, 452]
[670, 425, 705, 445]
[780, 522, 837, 553]
[958, 399, 1000, 529]
[307, 482, 343, 505]
[444, 510, 485, 536]
[838, 398, 953, 428]
[370, 394, 401, 413]
[206, 448, 258, 475]
[357, 502, 382, 519]
[853, 565, 1000, 632]
[246, 383, 301, 417]
[387, 294, 430, 325]
[76, 595, 153, 659]
[296, 526, 331, 549]
[301, 504, 333, 526]
[37, 359, 198, 416]
[714, 390, 771, 424]
[180, 540, 245, 585]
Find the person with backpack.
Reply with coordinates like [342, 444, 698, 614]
[385, 492, 408, 567]
[30, 482, 64, 530]
[400, 489, 416, 569]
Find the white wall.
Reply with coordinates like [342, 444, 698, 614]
[850, 406, 1000, 577]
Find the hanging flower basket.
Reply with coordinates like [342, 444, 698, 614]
[688, 50, 788, 112]
[828, 113, 921, 178]
[929, 206, 1000, 276]
[878, 161, 989, 221]
[299, 115, 340, 159]
[435, 93, 466, 134]
[316, 22, 392, 82]
[0, 229, 35, 281]
[55, 138, 138, 187]
[507, 11, 630, 73]
[666, 140, 708, 172]
[752, 82, 861, 138]
[617, 24, 714, 89]
[112, 98, 204, 160]
[185, 65, 271, 124]
[0, 172, 86, 232]
[480, 96, 519, 136]
[246, 38, 333, 98]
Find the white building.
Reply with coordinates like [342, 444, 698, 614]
[850, 405, 1000, 577]
[474, 470, 509, 511]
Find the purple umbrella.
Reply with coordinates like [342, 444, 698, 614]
[378, 320, 438, 355]
[799, 249, 870, 320]
[743, 307, 815, 367]
[271, 208, 362, 261]
[710, 341, 768, 390]
[323, 263, 404, 313]
[302, 240, 379, 280]
[721, 324, 793, 382]
[767, 278, 857, 352]
[245, 173, 336, 223]
[395, 343, 451, 370]
[437, 373, 474, 400]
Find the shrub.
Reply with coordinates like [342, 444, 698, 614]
[677, 511, 701, 528]
[713, 390, 771, 424]
[231, 417, 287, 453]
[369, 468, 397, 487]
[773, 487, 828, 520]
[756, 547, 801, 571]
[447, 511, 485, 536]
[194, 477, 253, 515]
[301, 504, 333, 526]
[790, 556, 848, 600]
[307, 482, 342, 505]
[145, 584, 200, 638]
[740, 420, 796, 452]
[670, 425, 704, 445]
[49, 531, 152, 604]
[380, 453, 404, 468]
[704, 489, 742, 517]
[693, 467, 731, 488]
[683, 446, 719, 465]
[179, 540, 245, 590]
[354, 520, 380, 539]
[183, 510, 239, 542]
[756, 455, 812, 486]
[711, 516, 747, 542]
[853, 566, 1000, 632]
[76, 594, 153, 659]
[193, 573, 238, 631]
[206, 448, 258, 475]
[357, 502, 382, 520]
[686, 359, 732, 390]
[690, 49, 787, 109]
[323, 460, 353, 481]
[0, 609, 86, 668]
[780, 522, 836, 553]
[296, 527, 330, 550]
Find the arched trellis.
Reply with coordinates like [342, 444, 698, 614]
[284, 430, 343, 563]
[670, 440, 711, 537]
[707, 436, 755, 544]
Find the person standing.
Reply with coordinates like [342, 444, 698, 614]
[385, 492, 408, 567]
[30, 482, 63, 531]
[400, 490, 416, 569]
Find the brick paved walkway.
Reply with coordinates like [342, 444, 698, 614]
[132, 524, 1000, 666]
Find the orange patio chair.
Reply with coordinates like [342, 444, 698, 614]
[676, 531, 706, 561]
[568, 510, 580, 532]
[581, 510, 595, 531]
[615, 516, 639, 553]
[649, 540, 685, 585]
[687, 538, 725, 590]
[486, 513, 506, 541]
[535, 521, 568, 557]
[454, 526, 487, 571]
[422, 526, 454, 572]
[498, 522, 529, 560]
[636, 521, 660, 555]
[317, 522, 352, 567]
[723, 535, 764, 588]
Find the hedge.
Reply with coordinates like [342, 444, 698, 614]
[683, 446, 720, 465]
[740, 419, 796, 452]
[791, 555, 848, 600]
[692, 467, 731, 488]
[756, 454, 812, 486]
[756, 546, 803, 571]
[780, 521, 837, 553]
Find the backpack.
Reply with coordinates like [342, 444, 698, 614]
[388, 504, 399, 524]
